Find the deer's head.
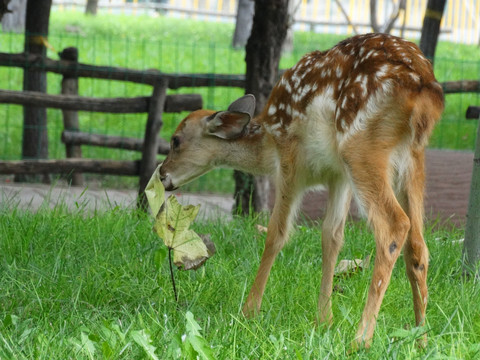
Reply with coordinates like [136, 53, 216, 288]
[160, 95, 256, 191]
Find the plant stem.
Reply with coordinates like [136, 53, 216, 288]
[168, 247, 178, 303]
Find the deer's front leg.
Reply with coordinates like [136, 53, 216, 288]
[242, 167, 304, 318]
[318, 179, 351, 325]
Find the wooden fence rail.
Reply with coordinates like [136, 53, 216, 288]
[61, 130, 171, 154]
[0, 52, 246, 89]
[0, 89, 202, 114]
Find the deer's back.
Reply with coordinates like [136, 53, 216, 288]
[262, 33, 444, 150]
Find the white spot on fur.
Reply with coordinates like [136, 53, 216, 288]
[292, 93, 302, 104]
[302, 83, 312, 95]
[336, 66, 343, 78]
[408, 72, 420, 83]
[285, 104, 292, 116]
[291, 73, 301, 86]
[376, 64, 390, 79]
[268, 104, 277, 116]
[378, 280, 382, 288]
[284, 80, 292, 94]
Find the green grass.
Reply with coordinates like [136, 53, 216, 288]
[0, 201, 479, 359]
[0, 11, 479, 191]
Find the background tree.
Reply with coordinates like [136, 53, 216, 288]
[234, 0, 290, 214]
[85, 0, 99, 16]
[233, 0, 294, 52]
[419, 0, 447, 62]
[370, 0, 406, 34]
[463, 123, 480, 278]
[18, 0, 52, 183]
[1, 0, 26, 32]
[232, 0, 254, 49]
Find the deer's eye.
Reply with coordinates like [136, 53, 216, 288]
[172, 136, 181, 150]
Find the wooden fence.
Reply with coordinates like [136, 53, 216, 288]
[0, 46, 479, 209]
[0, 48, 243, 209]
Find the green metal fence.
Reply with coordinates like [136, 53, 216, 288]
[0, 30, 479, 192]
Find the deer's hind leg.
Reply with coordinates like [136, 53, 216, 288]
[318, 178, 351, 325]
[399, 149, 429, 343]
[342, 137, 411, 348]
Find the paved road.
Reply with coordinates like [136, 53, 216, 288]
[0, 183, 234, 222]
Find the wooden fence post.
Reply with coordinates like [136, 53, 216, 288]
[59, 47, 84, 186]
[463, 111, 480, 277]
[137, 79, 168, 211]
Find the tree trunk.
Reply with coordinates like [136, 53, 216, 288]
[232, 0, 254, 49]
[1, 0, 26, 32]
[419, 0, 447, 62]
[17, 0, 52, 183]
[234, 0, 290, 214]
[85, 0, 98, 15]
[463, 121, 480, 278]
[369, 0, 405, 34]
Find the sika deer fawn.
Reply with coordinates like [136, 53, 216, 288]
[159, 33, 444, 348]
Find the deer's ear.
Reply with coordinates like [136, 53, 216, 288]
[206, 111, 250, 139]
[228, 94, 256, 119]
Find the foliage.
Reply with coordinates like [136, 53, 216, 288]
[0, 201, 478, 359]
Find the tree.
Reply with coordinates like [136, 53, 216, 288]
[463, 121, 480, 277]
[369, 0, 406, 34]
[234, 0, 290, 214]
[1, 0, 26, 32]
[419, 0, 447, 62]
[232, 0, 254, 49]
[18, 0, 52, 183]
[85, 0, 99, 15]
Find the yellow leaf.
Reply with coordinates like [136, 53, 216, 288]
[255, 224, 268, 233]
[334, 256, 370, 277]
[145, 172, 215, 270]
[154, 195, 200, 248]
[145, 165, 165, 217]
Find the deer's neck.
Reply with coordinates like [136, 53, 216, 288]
[219, 119, 278, 176]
